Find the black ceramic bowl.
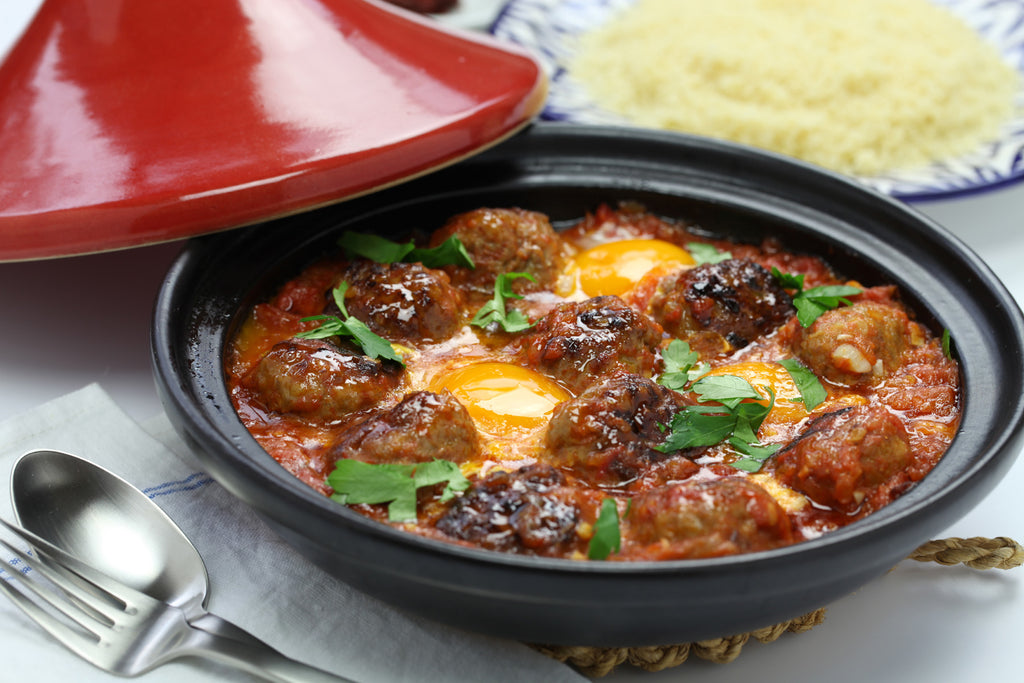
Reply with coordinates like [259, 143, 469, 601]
[152, 124, 1024, 647]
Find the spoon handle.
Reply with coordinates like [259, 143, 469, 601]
[182, 614, 356, 683]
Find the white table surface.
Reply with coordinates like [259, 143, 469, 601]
[2, 2, 1023, 682]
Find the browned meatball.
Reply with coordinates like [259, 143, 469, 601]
[544, 373, 694, 487]
[772, 405, 912, 513]
[517, 296, 664, 393]
[793, 300, 912, 387]
[332, 261, 464, 344]
[427, 207, 566, 297]
[647, 258, 794, 354]
[435, 464, 581, 556]
[625, 478, 794, 559]
[330, 391, 481, 465]
[252, 337, 403, 420]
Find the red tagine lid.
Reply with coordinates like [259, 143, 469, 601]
[0, 0, 547, 261]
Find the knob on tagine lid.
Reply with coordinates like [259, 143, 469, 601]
[0, 0, 547, 261]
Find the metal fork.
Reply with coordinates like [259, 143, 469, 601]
[0, 517, 353, 682]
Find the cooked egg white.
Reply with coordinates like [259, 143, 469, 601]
[749, 472, 808, 514]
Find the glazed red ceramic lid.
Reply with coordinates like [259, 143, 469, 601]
[0, 0, 547, 261]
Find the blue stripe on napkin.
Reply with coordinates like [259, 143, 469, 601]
[143, 472, 214, 498]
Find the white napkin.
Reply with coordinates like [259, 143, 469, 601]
[0, 384, 586, 683]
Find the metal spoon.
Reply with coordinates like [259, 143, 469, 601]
[10, 448, 353, 682]
[12, 448, 209, 615]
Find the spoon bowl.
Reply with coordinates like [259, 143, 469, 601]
[11, 449, 209, 617]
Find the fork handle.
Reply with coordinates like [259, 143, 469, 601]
[190, 611, 275, 647]
[182, 614, 356, 683]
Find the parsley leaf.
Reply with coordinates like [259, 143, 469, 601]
[587, 498, 622, 560]
[328, 458, 470, 522]
[771, 267, 862, 327]
[296, 283, 405, 366]
[772, 269, 805, 291]
[338, 232, 474, 269]
[471, 272, 537, 333]
[656, 375, 781, 473]
[729, 438, 783, 473]
[687, 242, 732, 265]
[777, 358, 826, 410]
[731, 395, 774, 442]
[657, 339, 709, 391]
[658, 405, 738, 452]
[793, 284, 863, 327]
[941, 329, 954, 359]
[409, 236, 475, 269]
[338, 232, 415, 263]
[691, 374, 764, 410]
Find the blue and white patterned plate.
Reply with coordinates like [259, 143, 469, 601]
[490, 0, 1024, 200]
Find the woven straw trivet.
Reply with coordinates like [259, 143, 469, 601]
[532, 536, 1024, 678]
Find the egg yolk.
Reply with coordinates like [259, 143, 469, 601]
[431, 362, 571, 435]
[703, 361, 814, 430]
[568, 239, 695, 297]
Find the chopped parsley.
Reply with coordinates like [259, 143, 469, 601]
[470, 272, 537, 333]
[337, 231, 474, 269]
[657, 356, 827, 472]
[657, 339, 709, 391]
[656, 375, 781, 473]
[687, 242, 732, 265]
[942, 329, 954, 359]
[728, 438, 784, 474]
[771, 267, 862, 327]
[327, 458, 470, 522]
[777, 358, 827, 410]
[587, 498, 622, 560]
[296, 283, 405, 366]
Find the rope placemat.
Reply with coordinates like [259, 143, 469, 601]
[533, 536, 1024, 678]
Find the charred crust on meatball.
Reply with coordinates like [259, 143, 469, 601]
[435, 464, 581, 555]
[326, 260, 465, 344]
[647, 258, 794, 354]
[516, 296, 665, 393]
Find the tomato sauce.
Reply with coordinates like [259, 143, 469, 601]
[226, 203, 960, 561]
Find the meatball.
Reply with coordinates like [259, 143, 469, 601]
[427, 207, 566, 297]
[772, 405, 912, 513]
[332, 261, 464, 344]
[544, 373, 695, 487]
[252, 337, 403, 420]
[567, 201, 693, 245]
[435, 464, 580, 555]
[877, 342, 960, 421]
[793, 300, 912, 387]
[330, 391, 481, 465]
[517, 296, 664, 393]
[625, 478, 794, 559]
[647, 258, 794, 354]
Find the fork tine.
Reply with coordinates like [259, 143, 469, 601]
[0, 557, 104, 657]
[0, 517, 152, 605]
[0, 520, 124, 623]
[0, 534, 124, 639]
